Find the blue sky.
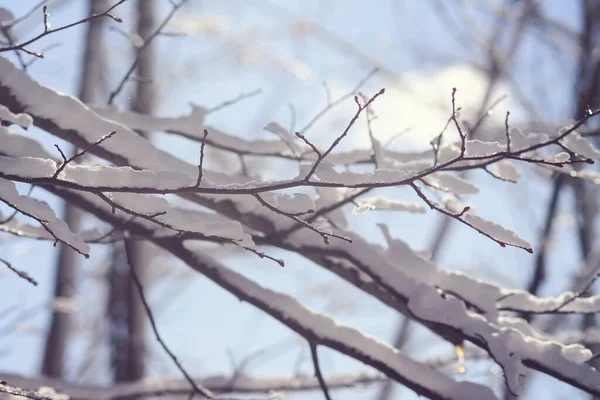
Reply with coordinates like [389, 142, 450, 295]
[0, 1, 595, 399]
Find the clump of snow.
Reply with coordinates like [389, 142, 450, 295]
[0, 178, 89, 255]
[465, 139, 504, 157]
[353, 197, 425, 214]
[61, 164, 194, 190]
[561, 132, 600, 159]
[0, 105, 32, 128]
[509, 129, 550, 151]
[106, 192, 250, 243]
[299, 161, 419, 186]
[0, 127, 55, 159]
[445, 197, 531, 250]
[423, 173, 479, 195]
[554, 152, 570, 163]
[0, 7, 15, 25]
[260, 192, 315, 214]
[92, 104, 301, 158]
[490, 160, 520, 182]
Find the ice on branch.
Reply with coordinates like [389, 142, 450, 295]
[0, 178, 89, 255]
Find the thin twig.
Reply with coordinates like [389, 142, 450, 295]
[108, 0, 189, 104]
[310, 342, 332, 400]
[299, 68, 379, 134]
[0, 0, 127, 57]
[206, 89, 262, 114]
[0, 257, 38, 286]
[53, 131, 117, 179]
[196, 129, 208, 186]
[124, 238, 216, 400]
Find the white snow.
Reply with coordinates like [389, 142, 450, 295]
[106, 192, 250, 243]
[92, 104, 302, 157]
[422, 173, 479, 195]
[353, 197, 425, 214]
[0, 127, 55, 159]
[0, 178, 89, 255]
[561, 131, 600, 159]
[0, 105, 32, 128]
[490, 160, 520, 182]
[259, 192, 315, 214]
[465, 139, 504, 157]
[181, 244, 498, 400]
[554, 152, 570, 163]
[509, 129, 550, 151]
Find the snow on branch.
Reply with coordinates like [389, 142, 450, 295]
[284, 229, 600, 396]
[0, 104, 31, 128]
[0, 371, 387, 400]
[174, 243, 498, 400]
[498, 289, 600, 314]
[92, 104, 304, 159]
[0, 178, 89, 256]
[33, 177, 600, 398]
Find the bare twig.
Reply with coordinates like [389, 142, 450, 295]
[0, 257, 38, 286]
[196, 129, 208, 187]
[303, 88, 385, 180]
[410, 182, 533, 252]
[310, 342, 332, 400]
[124, 238, 216, 400]
[299, 68, 379, 134]
[107, 0, 189, 104]
[206, 89, 262, 114]
[53, 131, 117, 179]
[0, 0, 127, 57]
[253, 193, 348, 245]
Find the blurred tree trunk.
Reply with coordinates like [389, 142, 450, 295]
[109, 0, 156, 382]
[575, 3, 600, 398]
[41, 0, 107, 378]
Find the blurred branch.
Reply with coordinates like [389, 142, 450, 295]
[0, 0, 127, 57]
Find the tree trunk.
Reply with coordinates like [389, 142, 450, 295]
[41, 0, 107, 378]
[109, 0, 156, 382]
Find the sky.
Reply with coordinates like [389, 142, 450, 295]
[0, 1, 596, 399]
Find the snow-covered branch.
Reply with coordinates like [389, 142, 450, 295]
[0, 371, 386, 400]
